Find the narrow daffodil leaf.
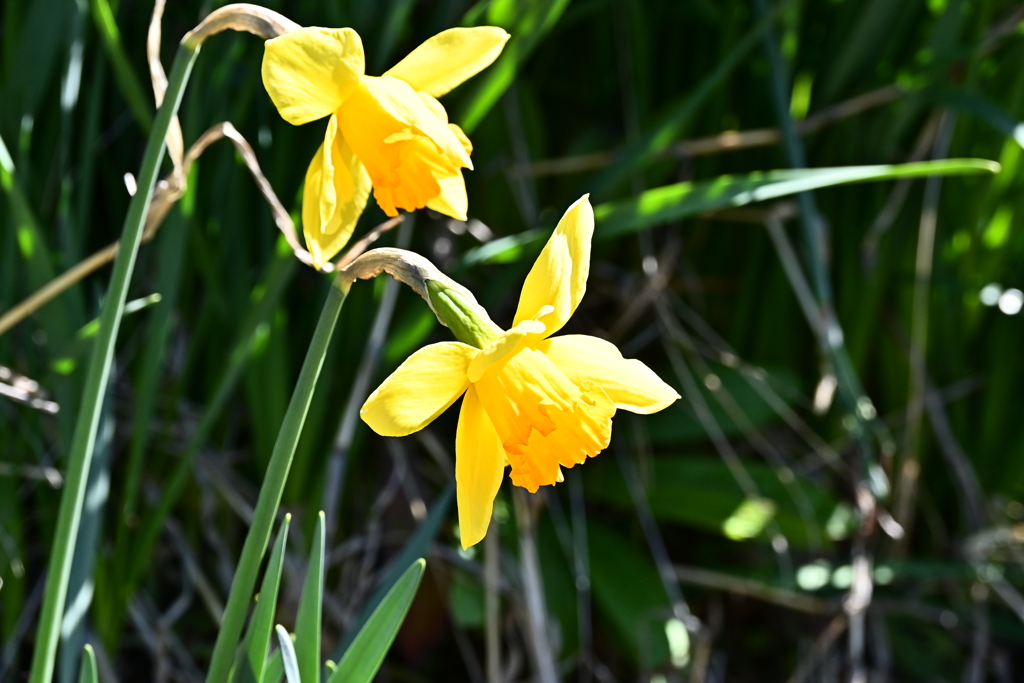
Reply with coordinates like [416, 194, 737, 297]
[205, 282, 348, 683]
[295, 511, 326, 683]
[275, 626, 301, 683]
[594, 159, 999, 240]
[327, 559, 426, 683]
[462, 159, 1000, 266]
[461, 228, 545, 267]
[232, 515, 291, 683]
[261, 648, 283, 683]
[76, 645, 98, 683]
[933, 87, 1024, 150]
[27, 44, 200, 683]
[330, 484, 452, 661]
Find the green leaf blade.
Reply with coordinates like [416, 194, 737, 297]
[275, 626, 301, 683]
[76, 645, 97, 683]
[295, 511, 326, 683]
[330, 484, 452, 662]
[328, 559, 426, 683]
[594, 159, 1000, 240]
[232, 514, 291, 683]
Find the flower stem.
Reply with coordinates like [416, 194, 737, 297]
[28, 42, 199, 683]
[205, 278, 350, 683]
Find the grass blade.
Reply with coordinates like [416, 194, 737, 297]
[330, 483, 453, 661]
[295, 512, 326, 683]
[89, 0, 153, 131]
[205, 280, 348, 683]
[275, 626, 301, 683]
[464, 159, 1000, 265]
[327, 559, 426, 683]
[593, 160, 999, 240]
[232, 515, 292, 683]
[75, 645, 96, 683]
[57, 378, 114, 683]
[261, 649, 283, 683]
[27, 42, 198, 683]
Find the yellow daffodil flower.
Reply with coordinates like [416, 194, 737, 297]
[262, 26, 509, 268]
[359, 196, 680, 548]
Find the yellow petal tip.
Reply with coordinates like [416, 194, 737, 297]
[460, 531, 482, 550]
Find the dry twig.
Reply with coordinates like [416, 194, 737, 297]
[514, 85, 902, 178]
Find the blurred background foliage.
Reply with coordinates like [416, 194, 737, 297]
[3, 0, 1024, 681]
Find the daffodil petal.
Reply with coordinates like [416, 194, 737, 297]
[474, 348, 614, 492]
[467, 319, 546, 383]
[448, 123, 473, 157]
[426, 173, 468, 220]
[418, 91, 448, 123]
[360, 342, 476, 436]
[262, 27, 365, 125]
[537, 335, 680, 414]
[301, 116, 372, 268]
[359, 76, 473, 169]
[456, 385, 506, 548]
[513, 195, 593, 335]
[385, 27, 510, 98]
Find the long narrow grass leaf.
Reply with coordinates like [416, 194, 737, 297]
[205, 281, 348, 683]
[463, 160, 1000, 265]
[89, 0, 153, 131]
[57, 379, 114, 683]
[327, 559, 426, 683]
[593, 160, 999, 240]
[275, 626, 301, 683]
[232, 515, 291, 683]
[295, 512, 326, 683]
[75, 646, 97, 683]
[331, 483, 453, 661]
[262, 649, 283, 683]
[27, 42, 198, 683]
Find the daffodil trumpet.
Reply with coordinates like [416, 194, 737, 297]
[352, 196, 680, 548]
[262, 24, 510, 269]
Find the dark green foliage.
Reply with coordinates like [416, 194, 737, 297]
[3, 0, 1024, 681]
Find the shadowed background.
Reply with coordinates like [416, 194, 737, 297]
[2, 0, 1024, 681]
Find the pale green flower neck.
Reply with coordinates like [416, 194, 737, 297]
[426, 279, 503, 348]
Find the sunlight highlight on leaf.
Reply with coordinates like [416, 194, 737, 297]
[722, 497, 777, 541]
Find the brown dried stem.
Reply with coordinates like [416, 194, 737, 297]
[0, 123, 296, 338]
[182, 4, 300, 48]
[0, 3, 313, 339]
[516, 84, 903, 178]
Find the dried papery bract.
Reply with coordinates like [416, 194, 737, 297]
[182, 3, 301, 48]
[339, 247, 484, 323]
[149, 0, 184, 170]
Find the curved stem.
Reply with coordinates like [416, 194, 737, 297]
[28, 42, 199, 683]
